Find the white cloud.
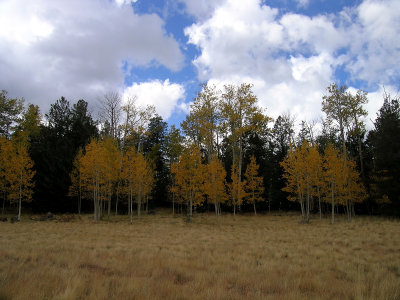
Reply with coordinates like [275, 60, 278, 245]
[0, 0, 184, 113]
[177, 0, 226, 20]
[345, 0, 400, 84]
[122, 80, 185, 120]
[0, 1, 54, 45]
[115, 0, 138, 7]
[295, 0, 310, 9]
[184, 0, 400, 125]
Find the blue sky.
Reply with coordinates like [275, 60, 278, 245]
[0, 0, 399, 129]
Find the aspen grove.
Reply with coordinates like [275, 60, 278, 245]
[0, 83, 399, 220]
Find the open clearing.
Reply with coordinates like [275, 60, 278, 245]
[0, 212, 399, 299]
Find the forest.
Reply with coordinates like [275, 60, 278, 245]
[1, 82, 399, 221]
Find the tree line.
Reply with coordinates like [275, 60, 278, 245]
[0, 83, 399, 221]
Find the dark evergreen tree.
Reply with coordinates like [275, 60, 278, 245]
[30, 97, 97, 212]
[70, 99, 98, 152]
[368, 93, 400, 215]
[269, 115, 295, 211]
[143, 115, 168, 207]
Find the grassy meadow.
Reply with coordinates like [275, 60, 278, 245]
[0, 211, 399, 299]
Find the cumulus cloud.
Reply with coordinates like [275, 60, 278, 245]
[0, 0, 184, 113]
[177, 0, 226, 20]
[122, 80, 185, 120]
[345, 0, 400, 84]
[184, 0, 400, 125]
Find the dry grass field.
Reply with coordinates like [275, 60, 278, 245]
[0, 211, 399, 300]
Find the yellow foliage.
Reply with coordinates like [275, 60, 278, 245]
[204, 155, 227, 215]
[230, 164, 247, 215]
[120, 147, 154, 219]
[244, 155, 264, 214]
[171, 144, 205, 217]
[0, 137, 35, 219]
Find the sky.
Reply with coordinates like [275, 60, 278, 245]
[0, 0, 399, 129]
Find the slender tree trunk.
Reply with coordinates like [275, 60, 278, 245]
[300, 194, 304, 222]
[232, 140, 236, 219]
[93, 179, 96, 221]
[253, 191, 257, 215]
[97, 181, 100, 221]
[115, 151, 124, 216]
[18, 178, 22, 221]
[137, 189, 142, 220]
[318, 187, 322, 219]
[331, 182, 335, 224]
[172, 192, 175, 216]
[130, 189, 133, 224]
[189, 197, 193, 217]
[238, 136, 243, 212]
[107, 194, 111, 220]
[101, 192, 105, 219]
[306, 181, 310, 223]
[2, 192, 5, 216]
[115, 188, 119, 216]
[78, 178, 82, 215]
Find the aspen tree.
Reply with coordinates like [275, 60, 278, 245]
[337, 157, 367, 221]
[132, 152, 154, 219]
[244, 155, 264, 215]
[323, 144, 342, 224]
[171, 144, 205, 220]
[322, 84, 351, 155]
[281, 144, 307, 221]
[80, 140, 105, 221]
[0, 137, 12, 214]
[7, 138, 35, 220]
[204, 155, 227, 216]
[230, 165, 247, 217]
[347, 89, 368, 179]
[220, 84, 271, 213]
[281, 141, 323, 222]
[102, 138, 119, 219]
[121, 147, 137, 223]
[182, 84, 220, 161]
[99, 92, 121, 140]
[308, 144, 324, 219]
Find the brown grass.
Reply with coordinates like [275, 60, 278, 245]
[0, 211, 399, 299]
